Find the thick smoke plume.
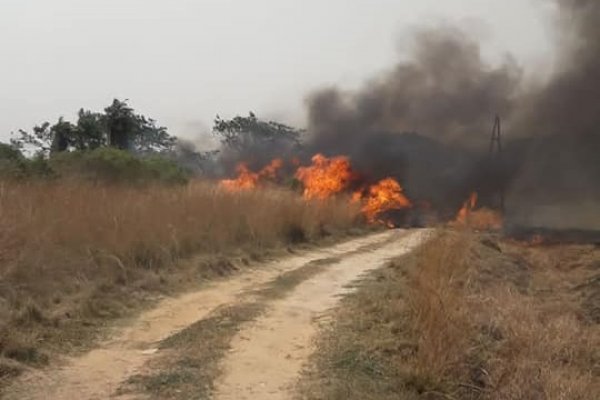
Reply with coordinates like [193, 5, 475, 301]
[305, 25, 521, 214]
[307, 25, 521, 146]
[507, 0, 600, 229]
[515, 0, 600, 138]
[304, 0, 600, 227]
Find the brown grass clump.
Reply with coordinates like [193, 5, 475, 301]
[404, 232, 474, 383]
[406, 233, 600, 399]
[0, 180, 361, 378]
[298, 231, 600, 400]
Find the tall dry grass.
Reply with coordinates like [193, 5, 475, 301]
[406, 232, 600, 399]
[0, 180, 361, 375]
[406, 232, 474, 382]
[297, 231, 599, 400]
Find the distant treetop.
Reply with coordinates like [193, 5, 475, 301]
[11, 99, 176, 157]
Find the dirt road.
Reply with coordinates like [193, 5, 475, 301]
[3, 229, 431, 400]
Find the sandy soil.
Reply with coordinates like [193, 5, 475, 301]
[2, 229, 431, 400]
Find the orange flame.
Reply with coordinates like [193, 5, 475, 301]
[456, 192, 478, 224]
[358, 178, 412, 225]
[452, 192, 503, 230]
[221, 154, 415, 228]
[259, 158, 284, 180]
[220, 159, 283, 191]
[295, 154, 353, 200]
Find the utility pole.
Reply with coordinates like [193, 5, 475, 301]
[489, 115, 505, 212]
[490, 115, 502, 156]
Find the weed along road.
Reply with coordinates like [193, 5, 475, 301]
[2, 229, 432, 400]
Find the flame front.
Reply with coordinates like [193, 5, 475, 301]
[456, 192, 478, 224]
[295, 154, 353, 200]
[453, 192, 503, 230]
[358, 178, 412, 225]
[222, 155, 414, 227]
[220, 158, 283, 191]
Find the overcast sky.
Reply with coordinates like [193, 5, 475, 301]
[0, 0, 555, 145]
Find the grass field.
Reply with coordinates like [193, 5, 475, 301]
[0, 180, 362, 381]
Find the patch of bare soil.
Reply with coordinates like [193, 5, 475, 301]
[297, 231, 600, 400]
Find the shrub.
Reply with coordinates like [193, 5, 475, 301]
[141, 156, 190, 185]
[0, 143, 29, 180]
[0, 181, 361, 369]
[48, 148, 189, 185]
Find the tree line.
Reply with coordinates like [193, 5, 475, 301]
[0, 99, 304, 183]
[10, 99, 176, 156]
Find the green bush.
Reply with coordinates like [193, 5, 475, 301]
[0, 143, 28, 180]
[0, 144, 53, 181]
[0, 145, 189, 185]
[141, 156, 190, 185]
[49, 148, 189, 185]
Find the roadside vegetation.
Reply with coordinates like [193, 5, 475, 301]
[298, 230, 600, 399]
[0, 101, 364, 384]
[0, 180, 360, 382]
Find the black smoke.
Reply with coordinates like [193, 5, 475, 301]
[304, 25, 522, 214]
[303, 1, 600, 227]
[506, 0, 600, 228]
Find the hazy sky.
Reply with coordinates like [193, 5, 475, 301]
[0, 0, 555, 145]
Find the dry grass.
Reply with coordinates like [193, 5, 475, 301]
[404, 232, 474, 385]
[298, 230, 600, 400]
[0, 180, 361, 380]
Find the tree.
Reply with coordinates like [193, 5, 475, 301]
[11, 99, 177, 156]
[213, 112, 302, 151]
[10, 122, 53, 155]
[131, 115, 177, 154]
[0, 142, 52, 179]
[75, 109, 106, 150]
[103, 99, 138, 150]
[103, 99, 176, 153]
[50, 118, 77, 153]
[10, 120, 79, 155]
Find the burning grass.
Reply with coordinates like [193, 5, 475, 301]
[220, 159, 283, 191]
[298, 231, 600, 399]
[0, 180, 362, 382]
[356, 178, 412, 226]
[295, 154, 354, 200]
[451, 192, 503, 231]
[221, 154, 414, 227]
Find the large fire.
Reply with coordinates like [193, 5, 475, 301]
[295, 154, 354, 200]
[452, 192, 503, 230]
[219, 155, 502, 231]
[356, 178, 412, 225]
[220, 158, 283, 191]
[220, 154, 413, 226]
